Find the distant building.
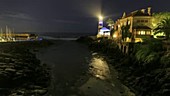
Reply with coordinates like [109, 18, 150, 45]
[0, 26, 39, 42]
[114, 7, 153, 42]
[97, 17, 111, 38]
[97, 27, 110, 38]
[14, 33, 38, 41]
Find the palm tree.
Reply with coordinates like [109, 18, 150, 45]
[106, 18, 114, 37]
[135, 38, 162, 65]
[121, 20, 131, 41]
[106, 18, 114, 28]
[154, 18, 170, 39]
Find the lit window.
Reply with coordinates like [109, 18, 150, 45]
[146, 31, 150, 35]
[141, 31, 145, 35]
[118, 25, 120, 28]
[128, 21, 131, 24]
[137, 31, 140, 35]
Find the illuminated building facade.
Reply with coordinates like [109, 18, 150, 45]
[114, 7, 153, 42]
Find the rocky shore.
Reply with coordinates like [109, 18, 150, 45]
[0, 40, 51, 96]
[77, 37, 170, 96]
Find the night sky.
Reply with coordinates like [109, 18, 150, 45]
[0, 0, 170, 34]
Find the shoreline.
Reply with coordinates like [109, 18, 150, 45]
[0, 39, 136, 96]
[0, 40, 51, 96]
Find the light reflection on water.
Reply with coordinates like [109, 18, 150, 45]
[89, 53, 111, 80]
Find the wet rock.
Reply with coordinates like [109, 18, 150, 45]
[111, 83, 115, 87]
[15, 71, 23, 75]
[0, 71, 9, 76]
[4, 58, 11, 63]
[68, 95, 77, 96]
[34, 89, 48, 95]
[28, 85, 42, 89]
[0, 65, 8, 69]
[0, 62, 6, 65]
[5, 68, 16, 72]
[0, 43, 51, 95]
[162, 89, 170, 96]
[162, 83, 170, 89]
[17, 90, 25, 95]
[0, 69, 3, 71]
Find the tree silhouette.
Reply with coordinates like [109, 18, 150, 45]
[106, 18, 115, 38]
[121, 20, 131, 41]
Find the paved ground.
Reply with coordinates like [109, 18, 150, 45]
[35, 40, 135, 96]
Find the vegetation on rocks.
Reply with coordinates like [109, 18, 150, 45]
[154, 17, 170, 39]
[78, 37, 170, 96]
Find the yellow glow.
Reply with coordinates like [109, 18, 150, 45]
[89, 57, 110, 80]
[113, 34, 117, 38]
[99, 15, 103, 21]
[141, 31, 145, 35]
[152, 23, 156, 27]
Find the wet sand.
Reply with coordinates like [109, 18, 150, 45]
[36, 40, 91, 95]
[35, 40, 135, 96]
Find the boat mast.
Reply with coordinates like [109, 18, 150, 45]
[6, 26, 8, 39]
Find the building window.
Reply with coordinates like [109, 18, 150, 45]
[140, 31, 145, 35]
[146, 31, 150, 35]
[141, 20, 144, 22]
[137, 31, 146, 35]
[137, 20, 140, 23]
[137, 31, 141, 35]
[144, 20, 148, 23]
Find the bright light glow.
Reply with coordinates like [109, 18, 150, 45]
[153, 32, 165, 38]
[113, 34, 117, 38]
[140, 31, 145, 35]
[135, 38, 143, 42]
[152, 23, 157, 27]
[99, 15, 103, 21]
[89, 57, 110, 80]
[99, 32, 110, 36]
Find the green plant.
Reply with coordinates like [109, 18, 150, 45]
[154, 18, 170, 39]
[121, 20, 131, 41]
[135, 38, 163, 64]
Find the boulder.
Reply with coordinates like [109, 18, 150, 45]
[5, 68, 16, 72]
[34, 89, 48, 95]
